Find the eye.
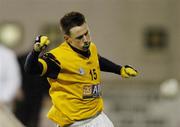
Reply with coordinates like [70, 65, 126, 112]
[75, 31, 89, 40]
[76, 35, 83, 40]
[84, 31, 88, 36]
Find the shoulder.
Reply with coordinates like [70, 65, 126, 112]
[90, 42, 98, 52]
[90, 42, 96, 47]
[90, 42, 97, 48]
[49, 42, 70, 54]
[48, 42, 74, 60]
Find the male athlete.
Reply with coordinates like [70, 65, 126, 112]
[25, 12, 138, 127]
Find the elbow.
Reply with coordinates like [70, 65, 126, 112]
[24, 63, 36, 75]
[24, 61, 31, 74]
[24, 65, 33, 74]
[24, 62, 42, 75]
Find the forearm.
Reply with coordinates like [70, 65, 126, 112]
[24, 50, 43, 75]
[98, 55, 122, 75]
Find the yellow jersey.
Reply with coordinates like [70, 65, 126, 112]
[39, 42, 103, 126]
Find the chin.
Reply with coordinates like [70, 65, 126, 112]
[83, 46, 90, 51]
[82, 48, 89, 52]
[82, 43, 90, 51]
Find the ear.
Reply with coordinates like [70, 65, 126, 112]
[64, 35, 69, 41]
[64, 35, 71, 43]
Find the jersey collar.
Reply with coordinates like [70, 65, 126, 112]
[67, 42, 91, 58]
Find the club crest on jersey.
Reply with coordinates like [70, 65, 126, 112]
[79, 68, 85, 75]
[83, 84, 102, 99]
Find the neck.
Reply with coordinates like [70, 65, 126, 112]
[67, 42, 90, 58]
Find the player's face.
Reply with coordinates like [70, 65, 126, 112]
[68, 23, 91, 51]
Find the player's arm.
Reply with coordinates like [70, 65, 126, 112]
[24, 50, 43, 75]
[98, 55, 138, 78]
[24, 35, 61, 79]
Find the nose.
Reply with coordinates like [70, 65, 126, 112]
[82, 35, 88, 42]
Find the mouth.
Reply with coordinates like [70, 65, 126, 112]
[83, 42, 91, 50]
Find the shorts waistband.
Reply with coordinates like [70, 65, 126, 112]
[68, 112, 101, 127]
[57, 112, 101, 127]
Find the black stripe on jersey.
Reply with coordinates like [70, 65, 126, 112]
[41, 53, 61, 79]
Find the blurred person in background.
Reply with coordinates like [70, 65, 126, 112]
[25, 11, 138, 127]
[14, 52, 50, 127]
[0, 43, 24, 127]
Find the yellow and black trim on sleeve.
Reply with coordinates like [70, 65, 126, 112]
[38, 58, 48, 76]
[40, 53, 61, 79]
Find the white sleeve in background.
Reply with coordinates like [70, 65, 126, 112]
[0, 46, 21, 103]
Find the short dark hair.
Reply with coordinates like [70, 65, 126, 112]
[60, 12, 86, 35]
